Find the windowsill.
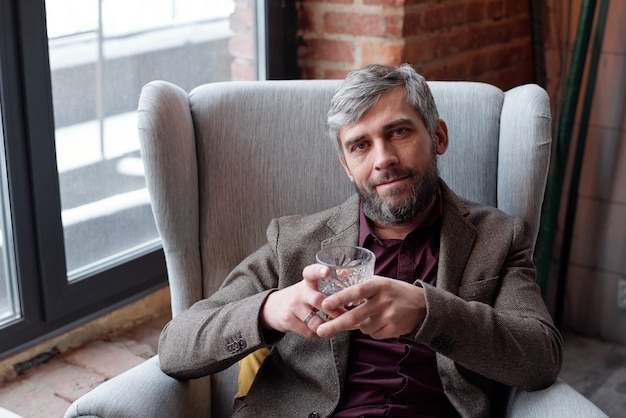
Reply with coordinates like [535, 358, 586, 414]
[0, 286, 171, 383]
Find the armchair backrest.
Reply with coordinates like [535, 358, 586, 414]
[137, 79, 551, 415]
[138, 79, 551, 314]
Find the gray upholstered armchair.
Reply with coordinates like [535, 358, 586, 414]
[65, 79, 607, 417]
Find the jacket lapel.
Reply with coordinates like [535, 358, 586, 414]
[437, 183, 476, 295]
[321, 194, 360, 249]
[318, 194, 359, 390]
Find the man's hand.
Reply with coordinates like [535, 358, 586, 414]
[316, 276, 426, 340]
[260, 264, 332, 339]
[260, 264, 426, 340]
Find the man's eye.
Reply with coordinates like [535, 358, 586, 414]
[391, 128, 407, 136]
[352, 142, 368, 152]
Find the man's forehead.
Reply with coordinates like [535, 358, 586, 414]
[339, 92, 423, 137]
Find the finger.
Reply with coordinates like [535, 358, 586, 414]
[304, 312, 327, 333]
[302, 310, 317, 326]
[316, 308, 363, 338]
[321, 283, 369, 312]
[358, 319, 385, 337]
[302, 264, 331, 290]
[293, 311, 321, 339]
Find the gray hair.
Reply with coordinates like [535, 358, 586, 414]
[327, 64, 439, 153]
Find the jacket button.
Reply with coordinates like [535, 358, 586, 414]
[431, 335, 455, 355]
[238, 337, 247, 350]
[308, 412, 319, 418]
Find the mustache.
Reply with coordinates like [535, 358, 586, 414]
[367, 168, 416, 188]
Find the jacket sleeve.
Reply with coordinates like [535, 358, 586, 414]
[158, 222, 285, 380]
[409, 217, 562, 391]
[157, 201, 342, 381]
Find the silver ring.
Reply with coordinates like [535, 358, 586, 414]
[303, 310, 317, 325]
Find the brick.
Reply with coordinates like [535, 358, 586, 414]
[467, 48, 492, 77]
[417, 65, 444, 81]
[229, 6, 253, 32]
[466, 0, 487, 23]
[486, 0, 505, 20]
[403, 10, 424, 36]
[228, 34, 255, 60]
[505, 0, 529, 16]
[434, 26, 474, 58]
[126, 315, 170, 353]
[508, 14, 531, 39]
[299, 5, 317, 32]
[298, 65, 318, 79]
[482, 64, 533, 91]
[471, 21, 508, 47]
[23, 359, 105, 402]
[444, 1, 471, 27]
[324, 12, 387, 36]
[385, 13, 405, 38]
[323, 68, 352, 79]
[361, 41, 404, 65]
[420, 4, 446, 32]
[63, 341, 146, 379]
[307, 0, 354, 3]
[363, 0, 402, 5]
[231, 59, 255, 81]
[306, 38, 355, 63]
[441, 53, 475, 79]
[0, 380, 70, 418]
[403, 35, 436, 63]
[363, 0, 430, 6]
[501, 41, 532, 67]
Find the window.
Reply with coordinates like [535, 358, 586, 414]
[47, 0, 236, 280]
[0, 96, 20, 326]
[0, 0, 291, 358]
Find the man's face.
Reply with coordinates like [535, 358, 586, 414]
[338, 88, 448, 225]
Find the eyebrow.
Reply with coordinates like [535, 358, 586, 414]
[342, 134, 366, 151]
[384, 118, 416, 131]
[343, 118, 417, 149]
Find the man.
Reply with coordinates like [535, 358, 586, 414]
[158, 64, 562, 417]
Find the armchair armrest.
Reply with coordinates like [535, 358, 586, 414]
[507, 378, 608, 418]
[64, 356, 211, 418]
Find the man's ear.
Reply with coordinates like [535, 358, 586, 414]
[339, 155, 355, 182]
[434, 119, 449, 155]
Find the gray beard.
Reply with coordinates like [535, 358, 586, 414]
[356, 163, 440, 226]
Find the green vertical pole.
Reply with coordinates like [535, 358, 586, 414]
[534, 0, 597, 297]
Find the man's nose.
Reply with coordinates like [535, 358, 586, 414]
[373, 141, 399, 170]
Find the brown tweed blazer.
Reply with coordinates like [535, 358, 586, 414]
[159, 181, 562, 418]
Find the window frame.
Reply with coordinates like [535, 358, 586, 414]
[0, 0, 46, 356]
[258, 0, 299, 80]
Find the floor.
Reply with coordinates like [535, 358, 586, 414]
[0, 314, 624, 418]
[0, 314, 170, 418]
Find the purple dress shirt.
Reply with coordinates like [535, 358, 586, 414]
[333, 193, 460, 418]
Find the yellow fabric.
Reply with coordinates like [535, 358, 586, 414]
[234, 347, 271, 399]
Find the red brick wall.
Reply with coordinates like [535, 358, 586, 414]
[230, 0, 535, 91]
